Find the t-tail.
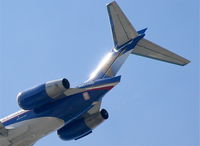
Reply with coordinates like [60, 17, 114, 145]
[88, 1, 190, 81]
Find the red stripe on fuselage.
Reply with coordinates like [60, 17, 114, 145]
[1, 86, 114, 124]
[87, 86, 114, 91]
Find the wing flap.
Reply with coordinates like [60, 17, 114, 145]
[132, 38, 190, 66]
[0, 122, 8, 137]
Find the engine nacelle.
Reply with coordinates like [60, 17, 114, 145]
[17, 78, 70, 110]
[57, 109, 109, 141]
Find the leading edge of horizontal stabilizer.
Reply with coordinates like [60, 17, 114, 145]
[107, 1, 190, 66]
[132, 38, 190, 66]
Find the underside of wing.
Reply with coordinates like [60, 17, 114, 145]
[0, 139, 11, 146]
[0, 122, 9, 146]
[132, 38, 190, 66]
[0, 122, 8, 137]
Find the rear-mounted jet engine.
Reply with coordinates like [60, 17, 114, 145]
[17, 78, 70, 110]
[57, 109, 109, 140]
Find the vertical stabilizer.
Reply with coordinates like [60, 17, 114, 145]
[88, 1, 190, 82]
[107, 1, 138, 48]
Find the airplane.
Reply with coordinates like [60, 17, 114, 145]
[0, 1, 190, 146]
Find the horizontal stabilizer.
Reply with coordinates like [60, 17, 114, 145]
[132, 38, 190, 66]
[107, 1, 138, 48]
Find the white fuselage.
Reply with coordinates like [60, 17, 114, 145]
[0, 117, 64, 146]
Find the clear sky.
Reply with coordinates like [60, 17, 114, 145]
[0, 0, 199, 146]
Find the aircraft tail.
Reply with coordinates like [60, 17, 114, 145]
[131, 38, 190, 66]
[107, 1, 190, 65]
[88, 1, 189, 81]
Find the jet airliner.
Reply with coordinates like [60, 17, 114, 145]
[0, 1, 190, 146]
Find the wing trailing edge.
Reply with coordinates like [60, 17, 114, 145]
[0, 122, 8, 137]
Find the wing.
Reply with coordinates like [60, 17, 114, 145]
[0, 122, 8, 137]
[0, 139, 11, 146]
[0, 122, 10, 146]
[0, 122, 35, 146]
[132, 38, 190, 66]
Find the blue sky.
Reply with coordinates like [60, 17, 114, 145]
[0, 0, 199, 146]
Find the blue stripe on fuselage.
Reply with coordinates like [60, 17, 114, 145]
[2, 34, 145, 127]
[79, 76, 121, 88]
[2, 83, 115, 126]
